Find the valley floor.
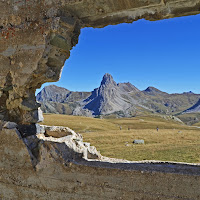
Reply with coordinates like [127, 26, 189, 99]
[41, 114, 200, 163]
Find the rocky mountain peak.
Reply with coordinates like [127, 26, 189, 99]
[36, 85, 70, 103]
[144, 86, 159, 92]
[100, 73, 116, 86]
[143, 86, 167, 96]
[82, 73, 134, 116]
[118, 82, 140, 93]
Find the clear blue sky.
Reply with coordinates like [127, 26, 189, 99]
[37, 14, 200, 94]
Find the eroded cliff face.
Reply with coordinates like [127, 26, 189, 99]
[0, 0, 200, 126]
[0, 1, 81, 125]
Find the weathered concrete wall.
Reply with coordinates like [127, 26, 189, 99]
[0, 0, 200, 124]
[1, 127, 200, 200]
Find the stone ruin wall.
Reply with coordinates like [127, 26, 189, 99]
[1, 0, 200, 199]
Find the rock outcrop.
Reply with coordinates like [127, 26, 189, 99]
[182, 98, 200, 113]
[118, 82, 140, 93]
[143, 86, 168, 96]
[82, 73, 136, 115]
[0, 0, 200, 127]
[0, 1, 81, 125]
[36, 85, 70, 103]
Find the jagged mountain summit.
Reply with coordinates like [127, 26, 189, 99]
[81, 73, 139, 116]
[37, 85, 91, 104]
[36, 85, 70, 103]
[36, 85, 91, 115]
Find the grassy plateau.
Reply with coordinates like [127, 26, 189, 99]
[42, 114, 200, 163]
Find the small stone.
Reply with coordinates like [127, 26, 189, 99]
[38, 108, 44, 122]
[83, 142, 90, 147]
[44, 126, 73, 138]
[50, 35, 71, 51]
[19, 62, 23, 68]
[36, 124, 45, 134]
[10, 60, 15, 65]
[133, 140, 144, 144]
[3, 121, 18, 129]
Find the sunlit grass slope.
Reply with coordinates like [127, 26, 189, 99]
[42, 114, 200, 163]
[42, 114, 119, 133]
[177, 113, 200, 125]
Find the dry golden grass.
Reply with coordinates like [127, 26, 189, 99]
[42, 114, 118, 133]
[42, 114, 200, 163]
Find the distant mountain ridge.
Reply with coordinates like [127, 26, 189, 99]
[37, 85, 70, 103]
[37, 73, 200, 118]
[37, 85, 91, 103]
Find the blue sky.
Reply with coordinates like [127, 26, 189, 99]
[37, 14, 200, 94]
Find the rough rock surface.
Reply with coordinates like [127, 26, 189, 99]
[36, 85, 70, 103]
[1, 125, 200, 200]
[82, 73, 137, 115]
[37, 85, 91, 103]
[143, 86, 168, 96]
[183, 98, 200, 113]
[1, 0, 200, 125]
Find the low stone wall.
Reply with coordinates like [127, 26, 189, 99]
[1, 125, 200, 200]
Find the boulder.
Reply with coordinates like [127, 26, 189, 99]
[3, 121, 18, 129]
[133, 140, 144, 144]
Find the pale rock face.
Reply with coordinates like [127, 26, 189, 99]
[0, 2, 81, 125]
[36, 85, 70, 102]
[73, 107, 94, 117]
[37, 125, 101, 160]
[83, 73, 133, 115]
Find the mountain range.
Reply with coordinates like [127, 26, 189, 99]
[37, 73, 200, 123]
